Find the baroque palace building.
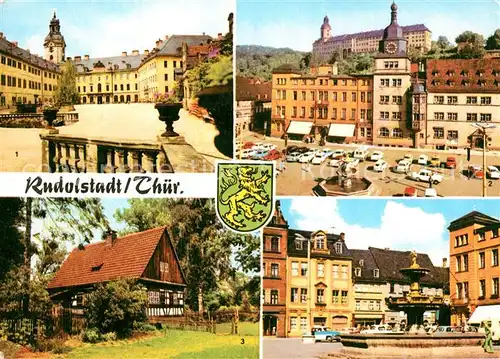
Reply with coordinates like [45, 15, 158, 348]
[270, 2, 500, 150]
[263, 201, 449, 337]
[0, 12, 217, 107]
[448, 211, 500, 326]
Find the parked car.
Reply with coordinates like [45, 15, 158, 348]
[240, 149, 256, 159]
[329, 158, 342, 167]
[252, 142, 264, 150]
[370, 151, 384, 161]
[297, 146, 310, 154]
[252, 149, 269, 160]
[261, 143, 276, 152]
[287, 145, 299, 153]
[445, 156, 457, 169]
[311, 152, 329, 165]
[417, 154, 429, 165]
[435, 326, 454, 333]
[331, 149, 346, 158]
[395, 159, 412, 173]
[469, 165, 484, 179]
[429, 155, 441, 167]
[487, 166, 500, 179]
[360, 325, 393, 334]
[312, 326, 341, 342]
[404, 187, 417, 197]
[243, 142, 254, 149]
[321, 149, 334, 158]
[373, 160, 388, 172]
[263, 149, 281, 161]
[286, 152, 302, 162]
[235, 141, 243, 149]
[299, 152, 317, 163]
[403, 154, 414, 163]
[353, 145, 370, 161]
[409, 169, 444, 184]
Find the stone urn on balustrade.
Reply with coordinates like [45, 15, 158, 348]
[155, 103, 182, 137]
[42, 107, 59, 129]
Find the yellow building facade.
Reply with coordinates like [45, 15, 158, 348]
[0, 35, 60, 107]
[286, 230, 353, 336]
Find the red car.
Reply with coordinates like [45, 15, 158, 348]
[446, 157, 456, 169]
[263, 149, 281, 161]
[404, 187, 417, 197]
[243, 142, 255, 149]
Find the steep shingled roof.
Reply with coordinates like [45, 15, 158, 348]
[287, 229, 351, 259]
[0, 36, 59, 72]
[349, 249, 385, 283]
[72, 53, 146, 73]
[447, 210, 500, 231]
[47, 227, 176, 289]
[157, 35, 212, 57]
[236, 76, 272, 101]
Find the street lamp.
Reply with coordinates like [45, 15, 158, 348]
[471, 123, 496, 197]
[295, 233, 314, 343]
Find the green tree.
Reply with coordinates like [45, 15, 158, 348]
[84, 279, 148, 337]
[115, 199, 259, 314]
[207, 55, 233, 87]
[0, 198, 24, 281]
[34, 236, 67, 276]
[455, 31, 485, 58]
[55, 60, 79, 105]
[337, 53, 374, 75]
[436, 35, 452, 50]
[485, 29, 500, 50]
[406, 47, 424, 63]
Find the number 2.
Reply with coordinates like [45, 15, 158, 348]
[488, 181, 493, 187]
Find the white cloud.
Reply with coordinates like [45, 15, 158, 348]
[287, 199, 448, 265]
[24, 0, 233, 58]
[24, 35, 44, 57]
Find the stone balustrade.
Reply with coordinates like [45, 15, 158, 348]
[40, 129, 214, 173]
[0, 112, 79, 127]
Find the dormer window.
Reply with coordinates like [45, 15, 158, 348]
[432, 69, 439, 76]
[446, 80, 455, 86]
[373, 269, 380, 278]
[446, 70, 455, 76]
[431, 79, 440, 86]
[335, 242, 342, 254]
[476, 70, 484, 77]
[295, 239, 303, 250]
[477, 79, 486, 86]
[462, 79, 470, 86]
[314, 233, 326, 250]
[461, 70, 469, 77]
[355, 268, 361, 277]
[91, 263, 103, 272]
[359, 259, 364, 267]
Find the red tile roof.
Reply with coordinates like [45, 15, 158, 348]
[48, 227, 167, 289]
[426, 58, 500, 94]
[236, 76, 272, 101]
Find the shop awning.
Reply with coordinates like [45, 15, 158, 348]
[328, 124, 355, 137]
[468, 305, 500, 324]
[287, 121, 313, 135]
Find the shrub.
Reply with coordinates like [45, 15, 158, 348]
[101, 332, 117, 342]
[82, 328, 101, 343]
[84, 279, 148, 337]
[34, 337, 70, 354]
[133, 322, 156, 333]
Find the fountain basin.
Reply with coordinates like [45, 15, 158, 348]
[313, 177, 375, 196]
[328, 333, 499, 358]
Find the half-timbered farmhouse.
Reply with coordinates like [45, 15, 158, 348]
[47, 226, 187, 317]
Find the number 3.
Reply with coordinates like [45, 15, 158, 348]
[241, 338, 245, 344]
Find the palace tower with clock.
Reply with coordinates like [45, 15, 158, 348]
[372, 2, 414, 147]
[44, 11, 66, 64]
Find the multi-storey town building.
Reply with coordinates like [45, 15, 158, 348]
[425, 58, 500, 150]
[270, 2, 499, 150]
[236, 76, 272, 135]
[263, 201, 449, 337]
[0, 15, 61, 106]
[313, 15, 431, 59]
[448, 211, 500, 326]
[286, 229, 353, 336]
[263, 203, 289, 337]
[271, 64, 373, 143]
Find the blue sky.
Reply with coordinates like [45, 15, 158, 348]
[237, 0, 499, 51]
[0, 0, 232, 58]
[279, 198, 500, 265]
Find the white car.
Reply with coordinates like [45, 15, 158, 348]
[370, 151, 384, 161]
[329, 159, 342, 167]
[487, 166, 500, 179]
[361, 325, 393, 334]
[286, 152, 302, 162]
[261, 143, 276, 152]
[252, 142, 264, 150]
[409, 169, 444, 184]
[395, 159, 412, 173]
[321, 149, 334, 157]
[311, 152, 329, 165]
[403, 154, 414, 163]
[425, 188, 438, 197]
[331, 149, 346, 158]
[417, 154, 429, 165]
[240, 149, 256, 159]
[299, 152, 316, 163]
[373, 160, 388, 172]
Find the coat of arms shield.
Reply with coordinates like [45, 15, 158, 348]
[216, 161, 275, 233]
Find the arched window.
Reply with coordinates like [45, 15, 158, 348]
[126, 95, 130, 103]
[97, 83, 102, 92]
[120, 95, 124, 103]
[379, 127, 389, 137]
[114, 95, 118, 103]
[392, 128, 403, 138]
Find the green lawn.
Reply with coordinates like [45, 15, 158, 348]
[215, 321, 260, 336]
[57, 328, 259, 359]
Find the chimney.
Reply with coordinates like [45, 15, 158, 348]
[103, 229, 118, 247]
[122, 51, 127, 57]
[384, 247, 390, 250]
[202, 32, 206, 36]
[84, 54, 89, 60]
[66, 56, 72, 61]
[144, 49, 149, 55]
[217, 33, 223, 40]
[339, 232, 345, 241]
[132, 50, 139, 56]
[164, 35, 169, 41]
[155, 39, 162, 48]
[442, 258, 448, 268]
[74, 56, 81, 62]
[12, 41, 18, 47]
[331, 63, 338, 75]
[0, 32, 3, 39]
